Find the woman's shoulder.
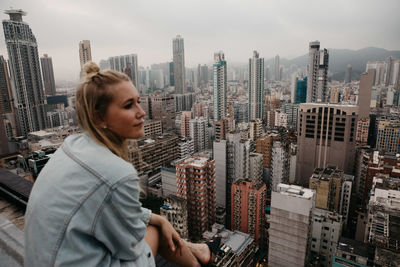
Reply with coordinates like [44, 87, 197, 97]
[62, 133, 137, 184]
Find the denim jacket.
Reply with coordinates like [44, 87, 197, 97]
[24, 133, 152, 266]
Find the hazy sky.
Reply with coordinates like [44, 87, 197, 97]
[1, 0, 399, 81]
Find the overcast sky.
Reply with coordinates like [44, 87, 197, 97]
[1, 0, 399, 81]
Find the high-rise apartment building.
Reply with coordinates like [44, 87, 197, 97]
[3, 9, 47, 136]
[310, 209, 344, 267]
[176, 155, 216, 241]
[231, 179, 267, 244]
[160, 195, 188, 239]
[0, 56, 13, 115]
[358, 69, 374, 119]
[174, 93, 195, 112]
[172, 35, 186, 94]
[248, 51, 264, 120]
[296, 77, 307, 104]
[79, 40, 92, 78]
[307, 41, 329, 102]
[275, 55, 280, 81]
[233, 102, 249, 123]
[225, 132, 250, 228]
[344, 64, 352, 83]
[376, 120, 400, 153]
[364, 174, 400, 264]
[214, 117, 234, 142]
[108, 54, 139, 88]
[190, 117, 208, 152]
[40, 54, 56, 96]
[296, 103, 358, 186]
[271, 141, 289, 191]
[249, 119, 262, 141]
[127, 134, 179, 175]
[268, 184, 315, 267]
[150, 95, 176, 132]
[249, 152, 263, 185]
[180, 111, 192, 137]
[255, 132, 279, 168]
[213, 51, 227, 122]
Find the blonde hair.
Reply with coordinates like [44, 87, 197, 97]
[75, 61, 130, 160]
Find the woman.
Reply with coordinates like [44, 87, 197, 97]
[24, 62, 216, 267]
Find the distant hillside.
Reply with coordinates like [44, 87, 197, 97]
[265, 47, 400, 81]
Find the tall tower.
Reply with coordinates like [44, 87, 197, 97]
[3, 9, 47, 136]
[307, 41, 329, 102]
[108, 54, 139, 88]
[248, 51, 264, 120]
[176, 155, 216, 241]
[172, 35, 185, 94]
[40, 54, 56, 96]
[213, 51, 227, 122]
[275, 55, 280, 81]
[79, 40, 92, 78]
[344, 64, 352, 83]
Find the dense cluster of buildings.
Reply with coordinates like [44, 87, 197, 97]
[0, 8, 400, 267]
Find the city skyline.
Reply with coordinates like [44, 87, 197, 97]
[0, 0, 399, 81]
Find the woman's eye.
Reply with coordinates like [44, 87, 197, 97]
[124, 103, 133, 109]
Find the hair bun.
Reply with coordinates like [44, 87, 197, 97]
[83, 61, 100, 76]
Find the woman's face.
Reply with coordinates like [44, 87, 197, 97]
[102, 81, 146, 140]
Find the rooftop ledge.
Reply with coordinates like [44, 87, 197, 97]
[0, 214, 24, 266]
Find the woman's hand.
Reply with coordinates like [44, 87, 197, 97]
[149, 214, 183, 255]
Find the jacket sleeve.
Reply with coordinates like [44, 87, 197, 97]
[93, 175, 152, 260]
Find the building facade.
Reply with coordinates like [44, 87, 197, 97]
[172, 35, 186, 94]
[248, 51, 264, 120]
[40, 54, 56, 96]
[296, 103, 358, 186]
[231, 179, 267, 244]
[307, 41, 329, 102]
[213, 51, 227, 122]
[176, 155, 216, 241]
[3, 9, 47, 136]
[268, 184, 315, 267]
[108, 54, 139, 88]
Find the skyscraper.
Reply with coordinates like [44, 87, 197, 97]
[40, 54, 56, 96]
[172, 35, 185, 94]
[0, 56, 12, 115]
[275, 55, 280, 81]
[248, 51, 264, 120]
[108, 54, 139, 88]
[231, 179, 267, 243]
[3, 9, 47, 136]
[213, 51, 227, 122]
[344, 64, 352, 83]
[307, 41, 329, 102]
[79, 40, 92, 78]
[268, 184, 315, 267]
[296, 103, 358, 186]
[176, 154, 216, 241]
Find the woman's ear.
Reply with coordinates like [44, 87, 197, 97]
[93, 111, 107, 129]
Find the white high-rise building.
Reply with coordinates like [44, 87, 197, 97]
[248, 51, 264, 120]
[213, 51, 227, 122]
[307, 41, 329, 102]
[268, 184, 315, 267]
[3, 9, 47, 136]
[311, 209, 344, 267]
[189, 117, 208, 152]
[213, 139, 227, 208]
[225, 132, 250, 228]
[275, 55, 280, 81]
[271, 141, 289, 191]
[249, 152, 263, 185]
[108, 54, 139, 88]
[173, 35, 186, 94]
